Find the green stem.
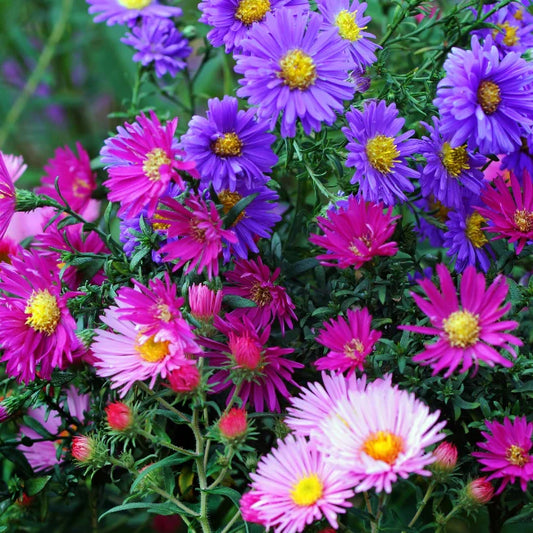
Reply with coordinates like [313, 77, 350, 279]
[221, 383, 243, 418]
[136, 382, 191, 424]
[220, 508, 241, 533]
[405, 481, 436, 531]
[206, 450, 235, 491]
[136, 429, 197, 457]
[380, 0, 419, 47]
[191, 405, 211, 533]
[0, 0, 73, 146]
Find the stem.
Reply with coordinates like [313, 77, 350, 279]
[149, 485, 201, 518]
[206, 450, 235, 491]
[0, 0, 73, 146]
[364, 491, 374, 518]
[191, 405, 211, 533]
[406, 481, 436, 530]
[220, 508, 241, 533]
[136, 382, 191, 424]
[380, 0, 419, 47]
[221, 383, 243, 418]
[136, 429, 197, 457]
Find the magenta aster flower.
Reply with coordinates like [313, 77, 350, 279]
[318, 379, 446, 493]
[235, 9, 355, 137]
[0, 250, 84, 383]
[223, 256, 296, 334]
[201, 314, 302, 412]
[473, 417, 533, 494]
[477, 171, 533, 255]
[315, 308, 381, 375]
[188, 283, 222, 322]
[156, 194, 237, 279]
[181, 95, 277, 191]
[250, 435, 354, 532]
[101, 111, 197, 217]
[401, 264, 522, 377]
[309, 195, 400, 269]
[434, 35, 533, 154]
[86, 0, 182, 26]
[0, 153, 16, 240]
[343, 100, 420, 205]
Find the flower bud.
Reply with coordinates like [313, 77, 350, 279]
[0, 402, 9, 423]
[167, 364, 200, 393]
[71, 435, 94, 463]
[188, 284, 222, 322]
[16, 493, 33, 507]
[219, 407, 248, 442]
[432, 442, 458, 475]
[240, 491, 266, 525]
[466, 477, 494, 505]
[105, 401, 134, 432]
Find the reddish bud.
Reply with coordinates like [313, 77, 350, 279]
[105, 401, 133, 431]
[16, 493, 33, 507]
[71, 435, 94, 462]
[229, 333, 261, 370]
[167, 364, 200, 393]
[432, 442, 458, 473]
[466, 477, 494, 505]
[219, 407, 248, 441]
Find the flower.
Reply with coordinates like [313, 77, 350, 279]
[91, 305, 195, 397]
[316, 0, 379, 70]
[199, 0, 308, 53]
[309, 195, 400, 269]
[400, 264, 522, 377]
[343, 100, 420, 205]
[434, 35, 533, 154]
[250, 435, 354, 532]
[240, 491, 267, 525]
[0, 153, 16, 240]
[122, 17, 191, 78]
[476, 171, 533, 255]
[315, 308, 381, 375]
[36, 142, 98, 218]
[0, 402, 9, 423]
[0, 151, 27, 182]
[223, 257, 296, 334]
[473, 417, 533, 493]
[86, 0, 182, 26]
[188, 284, 222, 322]
[181, 95, 278, 191]
[465, 477, 494, 505]
[0, 250, 84, 383]
[167, 364, 201, 393]
[156, 194, 237, 279]
[105, 402, 134, 431]
[501, 133, 533, 178]
[101, 110, 196, 217]
[235, 9, 355, 137]
[317, 379, 446, 493]
[218, 407, 248, 441]
[418, 117, 486, 209]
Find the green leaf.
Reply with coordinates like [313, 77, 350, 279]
[130, 455, 192, 493]
[203, 486, 241, 508]
[98, 501, 182, 521]
[223, 295, 257, 309]
[223, 193, 258, 228]
[56, 216, 80, 230]
[21, 415, 55, 439]
[286, 258, 319, 277]
[25, 476, 52, 496]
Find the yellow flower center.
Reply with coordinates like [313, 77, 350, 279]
[136, 334, 170, 363]
[429, 197, 451, 223]
[279, 49, 317, 90]
[343, 338, 365, 360]
[250, 282, 273, 307]
[362, 431, 404, 465]
[441, 142, 470, 177]
[335, 9, 364, 41]
[25, 289, 61, 335]
[290, 474, 323, 506]
[477, 80, 501, 115]
[212, 133, 243, 158]
[118, 0, 152, 9]
[218, 189, 246, 225]
[156, 303, 172, 322]
[514, 8, 523, 21]
[466, 212, 488, 248]
[513, 209, 533, 233]
[495, 22, 519, 47]
[234, 0, 271, 25]
[152, 213, 171, 231]
[443, 310, 480, 348]
[73, 177, 92, 198]
[366, 135, 400, 174]
[190, 219, 207, 243]
[143, 148, 171, 182]
[506, 444, 529, 467]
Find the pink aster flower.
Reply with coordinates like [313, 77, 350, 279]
[223, 257, 296, 334]
[317, 378, 446, 493]
[0, 153, 16, 240]
[0, 250, 84, 383]
[92, 305, 196, 397]
[400, 264, 522, 377]
[36, 142, 99, 219]
[477, 171, 533, 255]
[240, 491, 266, 526]
[201, 314, 303, 412]
[472, 417, 533, 494]
[250, 435, 354, 533]
[101, 110, 197, 217]
[315, 308, 381, 375]
[156, 194, 236, 280]
[309, 196, 400, 269]
[0, 151, 27, 182]
[188, 283, 222, 322]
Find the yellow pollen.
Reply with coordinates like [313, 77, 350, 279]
[156, 303, 172, 322]
[73, 177, 91, 198]
[25, 289, 61, 335]
[190, 219, 207, 242]
[513, 209, 533, 233]
[362, 431, 404, 465]
[343, 338, 365, 360]
[514, 9, 523, 21]
[143, 148, 171, 182]
[477, 80, 501, 115]
[118, 0, 152, 8]
[234, 0, 271, 25]
[218, 189, 246, 225]
[335, 9, 364, 41]
[279, 49, 317, 90]
[250, 282, 273, 307]
[429, 197, 450, 223]
[506, 444, 529, 467]
[152, 213, 171, 231]
[494, 22, 519, 47]
[212, 133, 243, 158]
[290, 474, 323, 506]
[443, 310, 480, 348]
[441, 142, 470, 177]
[366, 135, 400, 174]
[136, 334, 170, 363]
[466, 212, 488, 248]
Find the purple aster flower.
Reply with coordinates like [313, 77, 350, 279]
[87, 0, 181, 26]
[235, 9, 355, 138]
[501, 132, 533, 178]
[343, 99, 420, 205]
[434, 35, 533, 154]
[317, 0, 379, 70]
[419, 117, 486, 209]
[199, 0, 308, 53]
[181, 96, 277, 191]
[121, 17, 191, 77]
[443, 208, 493, 272]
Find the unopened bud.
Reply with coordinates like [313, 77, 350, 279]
[167, 364, 200, 393]
[71, 435, 95, 463]
[188, 284, 222, 322]
[219, 407, 248, 443]
[431, 442, 458, 479]
[466, 477, 494, 506]
[105, 401, 134, 432]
